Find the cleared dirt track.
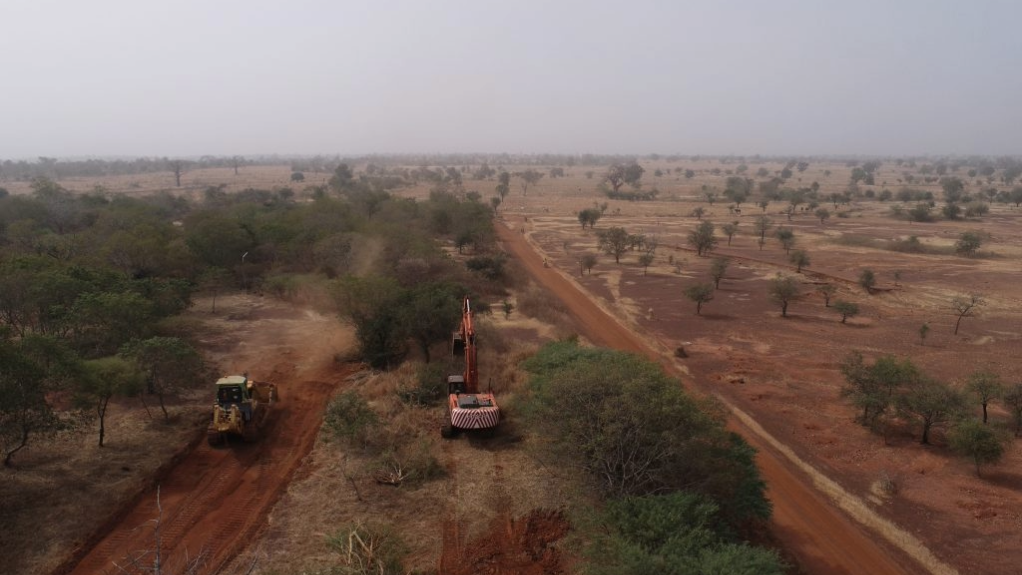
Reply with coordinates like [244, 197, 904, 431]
[57, 297, 353, 575]
[498, 218, 920, 575]
[63, 370, 348, 575]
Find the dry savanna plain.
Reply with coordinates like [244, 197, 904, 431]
[2, 157, 1022, 575]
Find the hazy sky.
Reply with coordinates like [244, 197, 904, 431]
[2, 0, 1020, 158]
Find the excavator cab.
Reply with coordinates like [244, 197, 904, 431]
[447, 375, 466, 395]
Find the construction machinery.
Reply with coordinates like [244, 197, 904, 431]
[442, 298, 499, 438]
[207, 374, 278, 446]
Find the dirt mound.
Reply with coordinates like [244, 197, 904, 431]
[439, 509, 569, 575]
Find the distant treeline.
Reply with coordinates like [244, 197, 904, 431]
[3, 152, 1021, 183]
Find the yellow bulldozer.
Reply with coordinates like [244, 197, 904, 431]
[207, 374, 278, 446]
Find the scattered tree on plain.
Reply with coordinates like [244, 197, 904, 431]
[919, 323, 930, 345]
[684, 283, 715, 315]
[603, 162, 644, 192]
[859, 269, 876, 294]
[580, 253, 598, 276]
[833, 300, 859, 324]
[951, 294, 983, 335]
[638, 253, 655, 275]
[948, 419, 1006, 477]
[897, 378, 966, 445]
[789, 249, 809, 273]
[817, 284, 836, 307]
[709, 257, 729, 288]
[774, 227, 796, 254]
[691, 206, 706, 220]
[815, 208, 830, 224]
[1002, 384, 1022, 436]
[578, 208, 602, 229]
[721, 221, 739, 246]
[687, 221, 717, 256]
[515, 169, 544, 196]
[753, 216, 773, 250]
[966, 371, 1003, 424]
[840, 352, 919, 431]
[955, 231, 983, 256]
[768, 274, 799, 317]
[597, 227, 631, 263]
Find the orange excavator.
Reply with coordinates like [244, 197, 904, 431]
[442, 298, 499, 438]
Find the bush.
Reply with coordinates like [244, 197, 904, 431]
[398, 362, 446, 406]
[587, 492, 784, 575]
[465, 255, 506, 280]
[522, 341, 770, 526]
[324, 390, 378, 449]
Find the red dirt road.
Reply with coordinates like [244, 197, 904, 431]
[498, 219, 919, 575]
[60, 361, 353, 575]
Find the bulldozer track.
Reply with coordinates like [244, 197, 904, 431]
[58, 373, 350, 575]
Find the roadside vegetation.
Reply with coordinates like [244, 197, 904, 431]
[521, 341, 782, 573]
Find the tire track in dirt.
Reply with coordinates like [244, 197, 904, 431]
[60, 363, 354, 575]
[498, 217, 930, 575]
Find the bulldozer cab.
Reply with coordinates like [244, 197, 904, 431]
[215, 375, 250, 407]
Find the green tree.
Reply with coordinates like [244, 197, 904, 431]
[706, 258, 727, 289]
[859, 269, 876, 294]
[578, 207, 602, 229]
[840, 352, 919, 430]
[333, 275, 409, 369]
[638, 253, 655, 275]
[768, 274, 799, 317]
[966, 371, 1003, 424]
[949, 419, 1006, 477]
[753, 216, 772, 250]
[687, 221, 717, 256]
[0, 339, 50, 466]
[581, 253, 598, 275]
[691, 206, 706, 220]
[955, 231, 983, 256]
[597, 227, 631, 263]
[952, 293, 983, 335]
[402, 282, 463, 363]
[77, 356, 144, 447]
[184, 212, 257, 269]
[833, 300, 859, 323]
[815, 208, 830, 224]
[897, 378, 966, 445]
[1003, 384, 1022, 436]
[919, 323, 930, 345]
[119, 337, 203, 421]
[817, 284, 836, 307]
[515, 169, 544, 196]
[789, 249, 809, 273]
[774, 227, 795, 254]
[604, 162, 644, 192]
[684, 283, 715, 315]
[720, 221, 739, 246]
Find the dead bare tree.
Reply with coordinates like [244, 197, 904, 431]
[167, 160, 187, 188]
